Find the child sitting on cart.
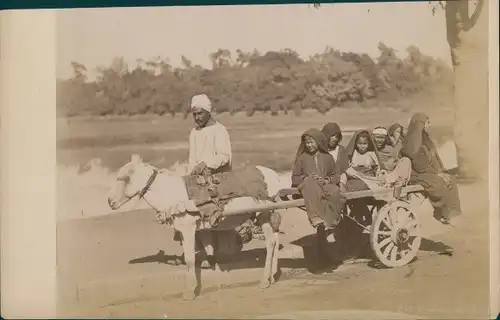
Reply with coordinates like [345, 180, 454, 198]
[291, 129, 346, 232]
[345, 130, 383, 191]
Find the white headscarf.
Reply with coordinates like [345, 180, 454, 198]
[372, 127, 388, 136]
[190, 94, 212, 113]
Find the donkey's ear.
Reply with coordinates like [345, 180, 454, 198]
[131, 154, 142, 164]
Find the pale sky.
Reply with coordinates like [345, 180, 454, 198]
[57, 2, 451, 80]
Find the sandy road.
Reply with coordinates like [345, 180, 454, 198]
[99, 246, 489, 319]
[58, 182, 493, 319]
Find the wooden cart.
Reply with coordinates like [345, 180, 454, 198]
[222, 184, 426, 268]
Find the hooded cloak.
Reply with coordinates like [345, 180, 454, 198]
[401, 112, 444, 171]
[321, 122, 343, 141]
[291, 128, 345, 229]
[402, 112, 461, 219]
[401, 112, 426, 158]
[295, 128, 329, 161]
[345, 130, 382, 163]
[342, 129, 384, 191]
[321, 123, 349, 174]
[292, 129, 339, 186]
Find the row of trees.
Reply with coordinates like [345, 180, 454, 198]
[57, 42, 453, 117]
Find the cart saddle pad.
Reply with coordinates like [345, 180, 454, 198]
[182, 166, 270, 221]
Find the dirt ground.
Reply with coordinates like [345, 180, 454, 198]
[57, 180, 493, 319]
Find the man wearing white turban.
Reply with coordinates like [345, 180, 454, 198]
[171, 94, 232, 269]
[188, 94, 232, 175]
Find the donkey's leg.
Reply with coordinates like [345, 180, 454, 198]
[178, 219, 198, 300]
[259, 219, 275, 289]
[173, 230, 185, 265]
[269, 211, 281, 284]
[270, 229, 280, 284]
[198, 230, 216, 269]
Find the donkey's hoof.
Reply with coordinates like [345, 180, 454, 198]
[174, 254, 185, 266]
[182, 290, 196, 300]
[174, 259, 183, 266]
[260, 280, 270, 289]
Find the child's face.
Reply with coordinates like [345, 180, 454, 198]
[356, 136, 369, 154]
[304, 135, 319, 154]
[393, 127, 402, 140]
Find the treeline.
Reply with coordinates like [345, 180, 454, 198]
[57, 42, 453, 117]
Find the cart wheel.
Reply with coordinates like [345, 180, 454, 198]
[370, 200, 421, 268]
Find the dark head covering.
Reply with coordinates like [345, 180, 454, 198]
[401, 112, 429, 159]
[295, 128, 329, 161]
[345, 129, 380, 161]
[401, 112, 444, 167]
[321, 122, 343, 143]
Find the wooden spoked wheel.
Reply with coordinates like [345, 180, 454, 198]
[370, 200, 422, 268]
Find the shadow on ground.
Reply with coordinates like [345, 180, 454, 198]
[128, 218, 454, 274]
[129, 250, 184, 266]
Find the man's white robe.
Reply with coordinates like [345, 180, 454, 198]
[188, 121, 232, 173]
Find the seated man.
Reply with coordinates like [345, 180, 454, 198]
[371, 126, 412, 187]
[188, 93, 232, 176]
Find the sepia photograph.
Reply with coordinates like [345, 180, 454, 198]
[54, 1, 494, 318]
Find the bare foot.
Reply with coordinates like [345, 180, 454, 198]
[200, 260, 211, 269]
[260, 279, 270, 289]
[182, 290, 196, 300]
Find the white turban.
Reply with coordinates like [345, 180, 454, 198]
[372, 127, 388, 136]
[190, 94, 212, 113]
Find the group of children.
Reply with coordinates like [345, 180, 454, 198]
[292, 122, 405, 194]
[291, 121, 405, 233]
[292, 113, 462, 233]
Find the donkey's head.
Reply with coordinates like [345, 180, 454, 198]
[107, 154, 154, 210]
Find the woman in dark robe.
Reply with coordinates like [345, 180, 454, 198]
[401, 112, 462, 224]
[291, 129, 346, 231]
[321, 123, 349, 173]
[321, 122, 349, 191]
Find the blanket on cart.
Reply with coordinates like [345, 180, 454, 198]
[181, 165, 270, 227]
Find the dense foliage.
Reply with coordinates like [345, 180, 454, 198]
[57, 43, 453, 117]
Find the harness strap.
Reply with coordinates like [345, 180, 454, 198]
[138, 169, 158, 199]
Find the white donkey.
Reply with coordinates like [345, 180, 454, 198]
[107, 155, 284, 300]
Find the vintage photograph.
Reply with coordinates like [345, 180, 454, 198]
[55, 1, 492, 318]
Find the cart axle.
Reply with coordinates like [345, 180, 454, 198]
[396, 229, 410, 244]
